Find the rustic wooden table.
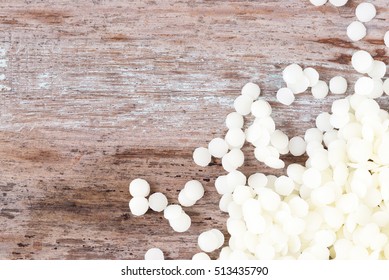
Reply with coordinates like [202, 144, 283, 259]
[0, 0, 388, 260]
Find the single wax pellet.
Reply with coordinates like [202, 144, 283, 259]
[385, 31, 389, 48]
[129, 178, 150, 197]
[192, 252, 211, 260]
[178, 189, 197, 207]
[356, 3, 376, 23]
[274, 176, 295, 196]
[129, 197, 149, 216]
[303, 67, 320, 87]
[208, 137, 229, 158]
[145, 248, 164, 260]
[309, 0, 327, 7]
[276, 87, 295, 105]
[193, 147, 212, 167]
[352, 50, 373, 74]
[311, 80, 329, 99]
[226, 112, 244, 129]
[163, 204, 183, 220]
[241, 82, 261, 100]
[232, 185, 253, 205]
[198, 230, 219, 252]
[304, 128, 323, 143]
[169, 212, 191, 232]
[234, 94, 253, 116]
[368, 60, 386, 79]
[248, 173, 268, 189]
[251, 99, 272, 118]
[184, 180, 204, 201]
[354, 77, 374, 96]
[316, 112, 333, 132]
[329, 0, 348, 7]
[329, 76, 347, 94]
[302, 168, 322, 189]
[225, 128, 246, 148]
[331, 98, 350, 115]
[211, 229, 225, 248]
[271, 129, 289, 150]
[289, 136, 306, 156]
[283, 63, 304, 85]
[287, 75, 310, 94]
[347, 21, 366, 41]
[148, 192, 168, 212]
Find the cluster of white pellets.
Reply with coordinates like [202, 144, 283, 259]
[351, 50, 388, 99]
[276, 63, 349, 103]
[308, 1, 388, 46]
[129, 178, 169, 216]
[178, 180, 205, 207]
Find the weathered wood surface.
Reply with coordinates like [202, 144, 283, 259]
[0, 0, 388, 260]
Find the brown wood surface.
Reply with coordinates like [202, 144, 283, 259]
[0, 0, 388, 260]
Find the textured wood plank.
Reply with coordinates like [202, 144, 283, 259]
[0, 0, 388, 259]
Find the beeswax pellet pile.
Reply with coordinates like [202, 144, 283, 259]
[128, 0, 389, 260]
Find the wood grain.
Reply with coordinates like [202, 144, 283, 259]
[0, 0, 388, 259]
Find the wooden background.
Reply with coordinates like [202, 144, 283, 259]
[0, 0, 388, 260]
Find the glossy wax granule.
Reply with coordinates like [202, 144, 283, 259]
[355, 2, 376, 23]
[347, 21, 366, 42]
[329, 76, 348, 95]
[148, 192, 168, 212]
[129, 178, 150, 197]
[193, 147, 212, 167]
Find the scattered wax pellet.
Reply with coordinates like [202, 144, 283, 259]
[129, 197, 149, 216]
[145, 248, 164, 260]
[347, 21, 366, 41]
[129, 178, 150, 197]
[276, 87, 295, 105]
[329, 76, 347, 94]
[355, 2, 376, 23]
[148, 192, 168, 212]
[193, 147, 212, 167]
[241, 82, 261, 100]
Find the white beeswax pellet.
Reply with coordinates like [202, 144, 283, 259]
[384, 79, 389, 95]
[271, 129, 289, 150]
[289, 136, 306, 156]
[274, 176, 295, 196]
[331, 98, 350, 115]
[302, 168, 322, 189]
[287, 75, 310, 94]
[309, 0, 327, 6]
[329, 76, 347, 94]
[129, 197, 149, 216]
[226, 112, 244, 129]
[276, 87, 295, 105]
[352, 50, 373, 74]
[226, 148, 245, 169]
[283, 64, 304, 84]
[198, 230, 219, 252]
[287, 163, 306, 185]
[385, 31, 389, 48]
[192, 252, 211, 260]
[369, 78, 384, 99]
[178, 189, 197, 207]
[368, 60, 386, 79]
[304, 128, 323, 143]
[248, 173, 268, 189]
[148, 192, 168, 212]
[356, 3, 376, 23]
[211, 229, 225, 248]
[242, 82, 261, 100]
[234, 94, 253, 116]
[251, 99, 272, 118]
[193, 147, 211, 167]
[219, 193, 232, 212]
[233, 185, 253, 205]
[354, 77, 374, 96]
[329, 0, 348, 6]
[226, 170, 247, 190]
[311, 80, 329, 99]
[316, 112, 333, 132]
[163, 204, 183, 220]
[169, 212, 191, 232]
[184, 180, 204, 201]
[145, 248, 164, 260]
[208, 137, 229, 158]
[347, 21, 366, 42]
[225, 128, 246, 148]
[303, 67, 320, 87]
[129, 178, 150, 197]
